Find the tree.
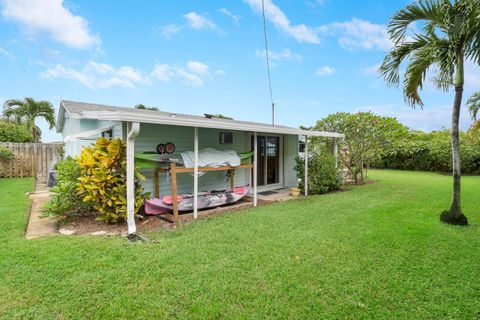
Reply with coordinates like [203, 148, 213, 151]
[2, 98, 55, 143]
[134, 104, 159, 111]
[0, 120, 34, 142]
[379, 0, 480, 226]
[314, 112, 408, 184]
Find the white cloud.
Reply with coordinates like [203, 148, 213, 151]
[152, 64, 174, 82]
[183, 12, 216, 30]
[318, 18, 391, 51]
[362, 63, 381, 75]
[177, 69, 204, 86]
[316, 66, 335, 76]
[186, 61, 209, 75]
[42, 64, 93, 87]
[41, 57, 215, 89]
[0, 46, 15, 60]
[356, 104, 473, 131]
[41, 61, 146, 89]
[219, 8, 240, 23]
[1, 0, 100, 49]
[255, 48, 302, 61]
[151, 60, 211, 86]
[215, 69, 226, 76]
[158, 24, 182, 38]
[244, 0, 320, 44]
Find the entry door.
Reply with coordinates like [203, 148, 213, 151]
[251, 135, 280, 186]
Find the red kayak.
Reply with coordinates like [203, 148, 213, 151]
[145, 185, 250, 215]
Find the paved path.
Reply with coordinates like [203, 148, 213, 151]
[25, 181, 57, 239]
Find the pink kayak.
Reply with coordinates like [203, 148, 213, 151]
[144, 185, 250, 215]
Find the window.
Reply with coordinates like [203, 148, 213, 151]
[299, 140, 305, 153]
[101, 129, 113, 139]
[219, 132, 233, 144]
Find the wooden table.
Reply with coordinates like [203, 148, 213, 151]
[154, 163, 254, 222]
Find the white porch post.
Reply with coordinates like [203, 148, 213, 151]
[126, 122, 140, 235]
[253, 132, 258, 207]
[333, 137, 338, 168]
[304, 135, 308, 196]
[193, 127, 199, 219]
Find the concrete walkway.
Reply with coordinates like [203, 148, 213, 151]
[25, 180, 57, 239]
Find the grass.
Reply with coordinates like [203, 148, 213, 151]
[0, 170, 479, 319]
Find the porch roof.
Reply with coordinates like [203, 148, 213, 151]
[58, 100, 344, 138]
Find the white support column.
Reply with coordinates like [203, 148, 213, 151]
[193, 127, 199, 219]
[253, 132, 258, 207]
[304, 135, 308, 196]
[333, 137, 338, 168]
[126, 122, 140, 235]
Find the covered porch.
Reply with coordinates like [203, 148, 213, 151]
[125, 121, 343, 235]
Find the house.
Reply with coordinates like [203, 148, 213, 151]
[56, 100, 344, 235]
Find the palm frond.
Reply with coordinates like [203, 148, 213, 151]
[35, 101, 56, 129]
[3, 99, 26, 123]
[388, 0, 448, 45]
[467, 92, 480, 120]
[379, 38, 429, 87]
[2, 98, 56, 131]
[403, 41, 438, 107]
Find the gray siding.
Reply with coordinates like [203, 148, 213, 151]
[99, 120, 123, 138]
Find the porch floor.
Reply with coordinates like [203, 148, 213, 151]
[161, 188, 299, 222]
[257, 188, 297, 202]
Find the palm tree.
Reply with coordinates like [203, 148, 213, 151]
[3, 98, 55, 143]
[380, 0, 480, 226]
[467, 92, 480, 120]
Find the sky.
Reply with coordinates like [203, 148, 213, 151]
[1, 0, 479, 142]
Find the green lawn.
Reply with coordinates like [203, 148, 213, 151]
[0, 170, 479, 319]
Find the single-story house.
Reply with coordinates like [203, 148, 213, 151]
[56, 100, 344, 235]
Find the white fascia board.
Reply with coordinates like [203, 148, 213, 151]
[72, 110, 345, 139]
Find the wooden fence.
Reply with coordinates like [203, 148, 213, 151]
[0, 142, 63, 180]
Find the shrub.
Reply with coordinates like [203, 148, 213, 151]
[294, 151, 342, 195]
[55, 157, 80, 182]
[0, 146, 14, 161]
[43, 157, 89, 217]
[373, 129, 480, 174]
[0, 120, 33, 142]
[43, 181, 84, 217]
[0, 146, 14, 176]
[77, 138, 147, 223]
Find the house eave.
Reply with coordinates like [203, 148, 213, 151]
[69, 110, 343, 138]
[60, 100, 344, 138]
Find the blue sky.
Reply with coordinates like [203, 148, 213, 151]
[1, 0, 479, 142]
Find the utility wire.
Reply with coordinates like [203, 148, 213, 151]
[261, 0, 275, 126]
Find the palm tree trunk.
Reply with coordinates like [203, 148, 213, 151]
[450, 85, 462, 214]
[440, 52, 468, 226]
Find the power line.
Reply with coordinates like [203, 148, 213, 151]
[261, 0, 275, 126]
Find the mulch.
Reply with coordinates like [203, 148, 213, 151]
[58, 197, 273, 236]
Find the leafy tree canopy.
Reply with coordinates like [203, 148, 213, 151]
[2, 97, 55, 143]
[0, 120, 34, 143]
[313, 112, 408, 184]
[134, 104, 159, 111]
